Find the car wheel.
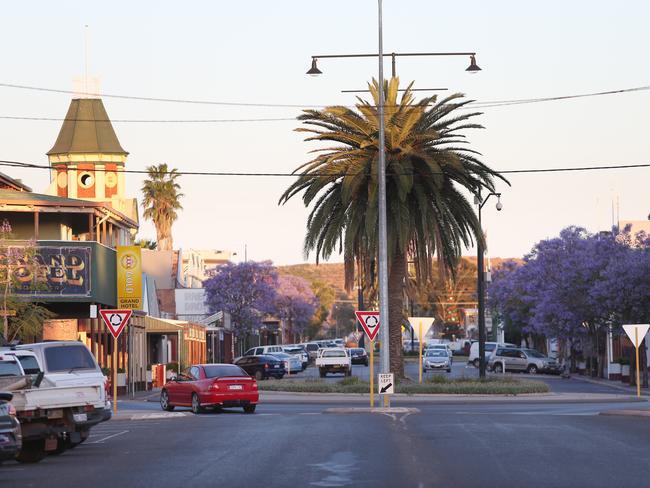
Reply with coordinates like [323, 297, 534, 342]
[473, 358, 480, 368]
[191, 393, 203, 414]
[527, 365, 538, 374]
[243, 405, 256, 414]
[160, 389, 174, 411]
[254, 370, 264, 381]
[16, 439, 47, 463]
[494, 363, 503, 374]
[446, 369, 451, 373]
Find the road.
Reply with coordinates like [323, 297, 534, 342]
[3, 396, 649, 487]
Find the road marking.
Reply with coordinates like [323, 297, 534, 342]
[88, 430, 129, 444]
[256, 413, 280, 416]
[299, 412, 321, 415]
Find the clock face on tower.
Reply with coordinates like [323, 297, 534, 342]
[105, 171, 117, 188]
[57, 170, 68, 189]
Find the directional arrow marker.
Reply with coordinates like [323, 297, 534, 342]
[380, 383, 393, 394]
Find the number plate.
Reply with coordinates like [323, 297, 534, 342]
[73, 413, 88, 422]
[274, 364, 280, 368]
[47, 409, 63, 419]
[229, 385, 243, 390]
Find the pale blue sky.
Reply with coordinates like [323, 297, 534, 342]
[1, 1, 649, 264]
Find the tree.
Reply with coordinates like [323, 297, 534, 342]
[134, 238, 157, 250]
[203, 261, 278, 338]
[280, 78, 504, 376]
[308, 279, 336, 338]
[274, 275, 318, 343]
[141, 164, 183, 251]
[0, 220, 53, 342]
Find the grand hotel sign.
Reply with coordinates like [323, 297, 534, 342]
[11, 246, 92, 297]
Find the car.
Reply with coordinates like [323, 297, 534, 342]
[403, 340, 422, 353]
[161, 364, 259, 414]
[234, 355, 286, 380]
[468, 341, 517, 368]
[268, 352, 302, 374]
[425, 344, 453, 364]
[423, 349, 452, 373]
[243, 345, 284, 357]
[0, 392, 22, 463]
[282, 346, 309, 369]
[349, 348, 369, 366]
[488, 347, 560, 375]
[302, 342, 320, 361]
[316, 348, 351, 377]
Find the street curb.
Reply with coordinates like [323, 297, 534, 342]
[324, 407, 420, 414]
[109, 412, 188, 421]
[599, 409, 650, 418]
[569, 375, 650, 397]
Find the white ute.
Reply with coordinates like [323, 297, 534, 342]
[316, 348, 351, 377]
[0, 341, 110, 463]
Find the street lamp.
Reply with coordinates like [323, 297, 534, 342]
[475, 189, 502, 379]
[308, 1, 481, 406]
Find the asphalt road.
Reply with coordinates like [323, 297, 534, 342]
[3, 399, 650, 487]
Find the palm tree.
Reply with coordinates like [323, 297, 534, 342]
[280, 78, 506, 377]
[141, 164, 183, 251]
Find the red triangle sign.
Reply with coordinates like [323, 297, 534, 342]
[355, 311, 381, 341]
[100, 309, 133, 339]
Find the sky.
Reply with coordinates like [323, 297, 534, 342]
[0, 1, 649, 265]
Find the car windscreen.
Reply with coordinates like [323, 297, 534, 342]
[352, 349, 365, 354]
[44, 345, 98, 372]
[322, 350, 346, 358]
[306, 344, 318, 351]
[485, 344, 497, 351]
[525, 350, 546, 358]
[18, 356, 41, 374]
[425, 350, 447, 357]
[0, 360, 22, 377]
[203, 365, 248, 378]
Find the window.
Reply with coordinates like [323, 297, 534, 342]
[254, 348, 264, 355]
[18, 356, 41, 374]
[190, 366, 201, 380]
[0, 360, 22, 377]
[204, 365, 247, 378]
[244, 349, 255, 356]
[78, 172, 94, 188]
[323, 350, 346, 358]
[44, 345, 97, 373]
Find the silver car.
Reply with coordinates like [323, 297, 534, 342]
[423, 349, 452, 373]
[488, 347, 559, 374]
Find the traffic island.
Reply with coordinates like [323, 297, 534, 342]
[257, 376, 550, 395]
[599, 409, 650, 418]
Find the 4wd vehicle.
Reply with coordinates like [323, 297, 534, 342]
[0, 391, 22, 464]
[234, 355, 286, 380]
[316, 348, 351, 377]
[1, 342, 110, 462]
[488, 347, 560, 374]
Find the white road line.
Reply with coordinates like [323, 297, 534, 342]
[88, 430, 129, 444]
[256, 413, 280, 416]
[299, 412, 321, 415]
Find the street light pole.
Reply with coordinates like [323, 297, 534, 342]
[376, 0, 391, 407]
[476, 190, 502, 379]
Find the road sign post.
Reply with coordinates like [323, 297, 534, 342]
[356, 311, 381, 407]
[378, 373, 394, 395]
[622, 324, 649, 398]
[100, 309, 133, 414]
[408, 317, 434, 385]
[419, 321, 423, 384]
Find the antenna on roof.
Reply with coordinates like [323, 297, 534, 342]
[84, 24, 89, 96]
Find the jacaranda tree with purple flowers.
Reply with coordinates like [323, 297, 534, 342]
[203, 261, 278, 339]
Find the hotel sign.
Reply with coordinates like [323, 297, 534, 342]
[116, 246, 142, 310]
[12, 246, 92, 297]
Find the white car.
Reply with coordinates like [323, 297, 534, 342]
[468, 341, 517, 368]
[315, 348, 351, 377]
[425, 343, 453, 362]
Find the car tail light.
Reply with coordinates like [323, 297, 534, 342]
[84, 405, 95, 412]
[8, 404, 16, 416]
[209, 382, 220, 391]
[264, 363, 269, 369]
[21, 409, 34, 418]
[252, 382, 258, 389]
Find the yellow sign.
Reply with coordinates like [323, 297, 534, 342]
[116, 246, 142, 310]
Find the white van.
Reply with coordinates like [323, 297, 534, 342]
[468, 341, 517, 368]
[243, 345, 284, 356]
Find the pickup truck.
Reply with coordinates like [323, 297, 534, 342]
[0, 341, 110, 463]
[316, 348, 351, 377]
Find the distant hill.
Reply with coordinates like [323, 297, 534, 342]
[277, 263, 349, 297]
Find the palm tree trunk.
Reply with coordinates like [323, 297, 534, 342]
[388, 249, 406, 378]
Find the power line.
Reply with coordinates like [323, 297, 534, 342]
[0, 115, 297, 123]
[0, 81, 647, 112]
[1, 158, 649, 177]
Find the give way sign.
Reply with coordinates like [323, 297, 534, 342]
[100, 309, 133, 339]
[355, 311, 381, 341]
[622, 324, 650, 348]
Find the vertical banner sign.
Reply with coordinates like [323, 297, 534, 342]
[117, 246, 143, 310]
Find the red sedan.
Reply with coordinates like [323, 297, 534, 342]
[160, 364, 259, 414]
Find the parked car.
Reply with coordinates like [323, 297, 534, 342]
[468, 341, 517, 368]
[349, 348, 369, 366]
[2, 342, 110, 462]
[234, 355, 286, 380]
[425, 344, 453, 364]
[302, 342, 320, 361]
[269, 352, 302, 374]
[403, 340, 421, 353]
[488, 347, 560, 374]
[316, 348, 351, 377]
[282, 346, 308, 369]
[161, 364, 258, 414]
[0, 391, 21, 464]
[423, 349, 452, 373]
[243, 345, 284, 357]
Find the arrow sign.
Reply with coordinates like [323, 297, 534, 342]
[408, 317, 435, 342]
[378, 373, 394, 395]
[100, 309, 133, 339]
[623, 324, 650, 347]
[355, 311, 381, 341]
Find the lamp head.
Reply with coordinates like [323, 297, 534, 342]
[306, 58, 322, 76]
[495, 195, 503, 211]
[466, 54, 481, 73]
